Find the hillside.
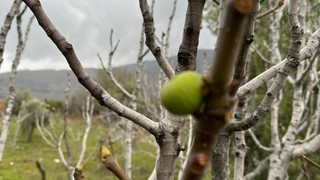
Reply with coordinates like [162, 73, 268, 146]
[0, 49, 214, 100]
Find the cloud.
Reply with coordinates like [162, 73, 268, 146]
[0, 0, 215, 73]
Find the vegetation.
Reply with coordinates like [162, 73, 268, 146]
[0, 112, 157, 180]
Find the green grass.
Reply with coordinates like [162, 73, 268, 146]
[0, 113, 216, 180]
[0, 115, 158, 180]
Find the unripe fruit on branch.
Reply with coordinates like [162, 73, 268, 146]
[160, 71, 203, 115]
[75, 164, 83, 171]
[101, 146, 111, 162]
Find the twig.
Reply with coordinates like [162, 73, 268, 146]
[76, 95, 94, 168]
[97, 30, 133, 99]
[213, 0, 220, 6]
[36, 117, 55, 147]
[36, 160, 46, 180]
[163, 0, 178, 57]
[63, 72, 72, 167]
[247, 129, 272, 152]
[301, 154, 320, 170]
[298, 156, 310, 180]
[256, 0, 284, 19]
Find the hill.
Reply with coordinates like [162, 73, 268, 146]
[0, 49, 214, 100]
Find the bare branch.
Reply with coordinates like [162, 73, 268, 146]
[296, 47, 319, 84]
[0, 0, 22, 68]
[63, 73, 72, 166]
[301, 154, 320, 170]
[212, 0, 220, 6]
[256, 0, 285, 19]
[97, 53, 133, 99]
[237, 28, 320, 99]
[138, 0, 175, 78]
[175, 0, 205, 73]
[57, 133, 71, 169]
[229, 29, 320, 132]
[292, 134, 320, 158]
[98, 29, 133, 99]
[76, 95, 94, 168]
[40, 115, 57, 143]
[243, 157, 269, 180]
[251, 45, 272, 64]
[35, 160, 46, 180]
[247, 129, 272, 152]
[36, 117, 55, 147]
[22, 0, 160, 135]
[163, 0, 178, 57]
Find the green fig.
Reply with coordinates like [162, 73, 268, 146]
[160, 71, 203, 115]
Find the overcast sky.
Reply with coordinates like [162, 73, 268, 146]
[0, 0, 215, 73]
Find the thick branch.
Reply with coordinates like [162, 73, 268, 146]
[175, 0, 205, 73]
[230, 0, 259, 96]
[181, 0, 252, 179]
[292, 134, 320, 158]
[236, 28, 320, 99]
[229, 29, 320, 132]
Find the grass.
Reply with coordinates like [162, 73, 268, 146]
[0, 114, 158, 180]
[0, 111, 215, 180]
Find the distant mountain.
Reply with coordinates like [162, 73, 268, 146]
[0, 69, 98, 100]
[0, 49, 214, 100]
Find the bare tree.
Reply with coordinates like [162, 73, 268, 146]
[19, 0, 248, 179]
[36, 76, 94, 179]
[0, 4, 34, 163]
[98, 26, 148, 178]
[1, 0, 320, 179]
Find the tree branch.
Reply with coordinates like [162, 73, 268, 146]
[175, 0, 205, 73]
[243, 157, 269, 180]
[256, 0, 284, 19]
[181, 0, 253, 179]
[236, 28, 320, 99]
[292, 134, 320, 158]
[0, 0, 22, 68]
[247, 129, 272, 152]
[22, 0, 160, 136]
[138, 0, 175, 78]
[229, 29, 320, 132]
[98, 29, 133, 99]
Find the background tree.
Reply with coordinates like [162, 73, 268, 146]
[0, 2, 34, 163]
